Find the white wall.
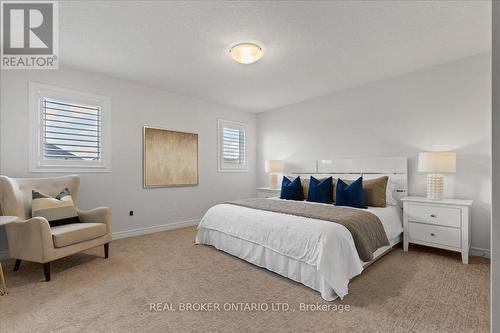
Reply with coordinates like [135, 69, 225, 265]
[492, 2, 499, 330]
[0, 66, 256, 251]
[257, 53, 491, 252]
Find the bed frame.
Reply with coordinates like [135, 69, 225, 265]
[199, 156, 409, 300]
[287, 156, 408, 267]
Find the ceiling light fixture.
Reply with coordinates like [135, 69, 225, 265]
[229, 42, 263, 64]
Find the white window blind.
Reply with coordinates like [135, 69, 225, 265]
[29, 82, 111, 172]
[42, 99, 102, 161]
[218, 119, 248, 172]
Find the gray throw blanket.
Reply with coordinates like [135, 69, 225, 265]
[226, 198, 389, 262]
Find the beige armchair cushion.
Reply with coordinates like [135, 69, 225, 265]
[0, 175, 80, 220]
[51, 223, 107, 248]
[32, 188, 80, 227]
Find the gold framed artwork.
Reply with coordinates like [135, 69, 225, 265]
[143, 126, 198, 188]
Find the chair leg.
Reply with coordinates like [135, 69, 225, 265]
[13, 259, 21, 271]
[43, 263, 50, 282]
[104, 243, 109, 259]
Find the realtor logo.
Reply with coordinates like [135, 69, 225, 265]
[1, 1, 58, 69]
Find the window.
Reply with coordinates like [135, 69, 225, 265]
[218, 119, 248, 172]
[29, 82, 111, 172]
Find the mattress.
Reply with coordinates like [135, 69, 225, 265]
[196, 201, 403, 301]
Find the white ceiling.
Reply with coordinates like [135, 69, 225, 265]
[60, 1, 491, 113]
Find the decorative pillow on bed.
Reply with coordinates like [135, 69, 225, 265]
[335, 177, 366, 209]
[307, 176, 333, 204]
[361, 176, 389, 207]
[280, 176, 304, 201]
[32, 188, 80, 227]
[302, 177, 336, 202]
[341, 176, 389, 207]
[300, 177, 310, 200]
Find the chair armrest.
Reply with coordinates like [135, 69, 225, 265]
[4, 217, 53, 262]
[77, 207, 112, 232]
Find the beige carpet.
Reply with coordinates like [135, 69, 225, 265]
[0, 227, 490, 333]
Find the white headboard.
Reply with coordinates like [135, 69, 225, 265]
[286, 157, 408, 207]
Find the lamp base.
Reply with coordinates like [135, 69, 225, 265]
[270, 174, 279, 189]
[426, 173, 444, 200]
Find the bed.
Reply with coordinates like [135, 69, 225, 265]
[196, 157, 407, 301]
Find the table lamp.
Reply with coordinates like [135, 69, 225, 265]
[418, 152, 456, 200]
[265, 160, 283, 189]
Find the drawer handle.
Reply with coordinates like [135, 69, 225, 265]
[430, 214, 437, 218]
[430, 233, 435, 237]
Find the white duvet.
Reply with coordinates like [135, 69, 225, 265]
[196, 199, 402, 299]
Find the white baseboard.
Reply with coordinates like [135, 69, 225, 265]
[112, 219, 200, 240]
[0, 219, 200, 260]
[470, 247, 491, 258]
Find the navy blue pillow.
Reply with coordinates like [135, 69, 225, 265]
[335, 177, 366, 209]
[280, 176, 304, 201]
[307, 176, 333, 204]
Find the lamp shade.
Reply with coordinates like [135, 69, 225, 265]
[265, 160, 283, 173]
[418, 152, 456, 173]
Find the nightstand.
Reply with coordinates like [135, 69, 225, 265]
[256, 187, 281, 198]
[402, 197, 472, 264]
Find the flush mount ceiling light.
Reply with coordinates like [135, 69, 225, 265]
[229, 42, 263, 64]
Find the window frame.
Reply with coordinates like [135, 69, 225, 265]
[28, 81, 112, 173]
[217, 118, 248, 172]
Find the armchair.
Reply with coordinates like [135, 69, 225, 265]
[0, 175, 112, 281]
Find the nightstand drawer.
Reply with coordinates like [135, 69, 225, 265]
[407, 203, 461, 228]
[408, 222, 461, 248]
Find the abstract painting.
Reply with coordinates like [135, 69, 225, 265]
[143, 126, 198, 187]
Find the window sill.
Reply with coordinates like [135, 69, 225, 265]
[29, 165, 112, 173]
[218, 168, 249, 173]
